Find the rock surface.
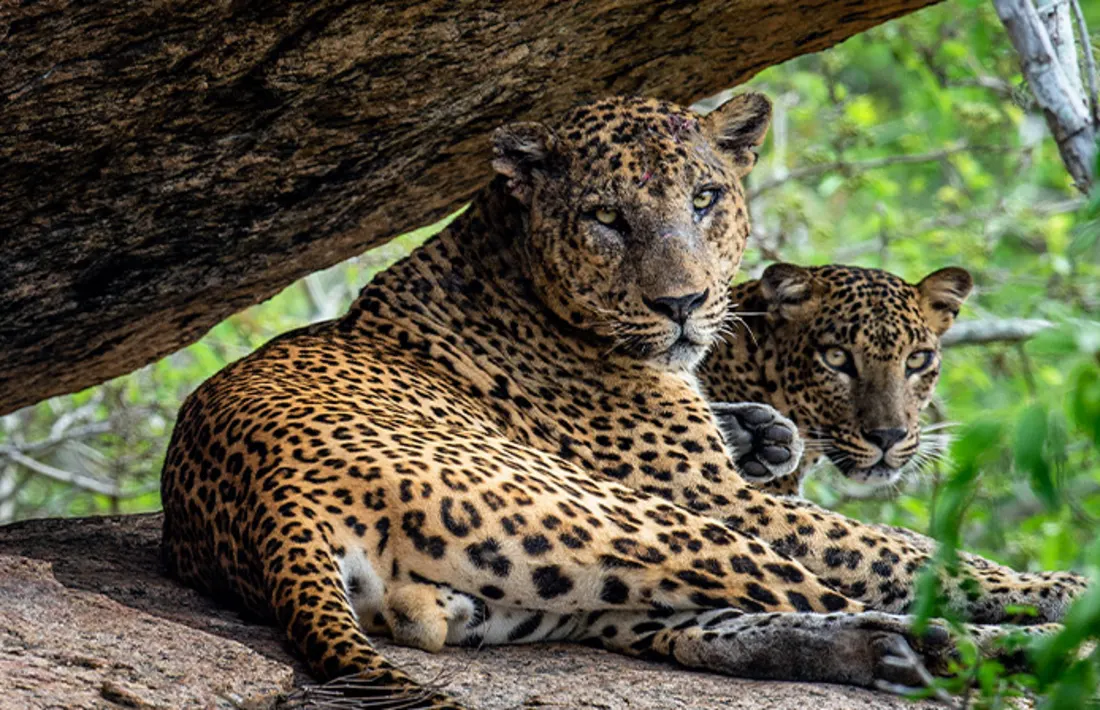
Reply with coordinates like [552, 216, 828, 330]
[0, 513, 945, 709]
[0, 555, 293, 710]
[0, 0, 941, 415]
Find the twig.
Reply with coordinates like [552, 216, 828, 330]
[941, 318, 1054, 347]
[950, 75, 1016, 97]
[748, 143, 1011, 199]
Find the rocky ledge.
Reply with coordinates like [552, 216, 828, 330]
[0, 513, 942, 709]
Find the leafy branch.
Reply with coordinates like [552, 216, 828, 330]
[748, 143, 1015, 199]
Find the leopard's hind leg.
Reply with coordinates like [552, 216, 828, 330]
[259, 516, 465, 709]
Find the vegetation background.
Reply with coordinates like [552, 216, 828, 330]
[1, 0, 1098, 706]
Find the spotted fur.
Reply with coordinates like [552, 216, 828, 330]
[700, 263, 972, 496]
[161, 96, 1086, 708]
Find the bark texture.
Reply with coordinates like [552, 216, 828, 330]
[993, 0, 1097, 191]
[0, 0, 939, 415]
[0, 513, 946, 709]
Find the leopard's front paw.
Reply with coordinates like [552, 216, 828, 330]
[711, 402, 803, 483]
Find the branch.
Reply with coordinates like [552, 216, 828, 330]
[993, 0, 1097, 191]
[1037, 0, 1083, 98]
[0, 447, 158, 501]
[950, 75, 1017, 97]
[748, 143, 1012, 199]
[1070, 0, 1100, 124]
[4, 421, 112, 455]
[0, 449, 122, 497]
[941, 318, 1054, 347]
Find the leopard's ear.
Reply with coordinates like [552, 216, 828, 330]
[917, 267, 973, 335]
[491, 122, 558, 205]
[760, 263, 817, 322]
[705, 92, 772, 177]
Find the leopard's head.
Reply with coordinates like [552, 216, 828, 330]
[492, 94, 771, 370]
[757, 263, 972, 487]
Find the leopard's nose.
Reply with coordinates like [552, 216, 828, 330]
[643, 289, 709, 325]
[862, 427, 907, 453]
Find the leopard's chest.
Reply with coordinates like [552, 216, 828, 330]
[498, 358, 724, 482]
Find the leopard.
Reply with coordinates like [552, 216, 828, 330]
[699, 262, 973, 498]
[160, 94, 1087, 709]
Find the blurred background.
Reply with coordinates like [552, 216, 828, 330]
[1, 0, 1098, 580]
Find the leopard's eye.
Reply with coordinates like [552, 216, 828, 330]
[906, 350, 935, 374]
[693, 190, 717, 211]
[821, 346, 855, 376]
[594, 208, 619, 226]
[824, 347, 848, 368]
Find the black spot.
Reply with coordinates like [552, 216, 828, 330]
[689, 592, 727, 608]
[532, 565, 575, 599]
[676, 570, 724, 590]
[763, 563, 804, 584]
[480, 584, 505, 600]
[704, 610, 742, 628]
[522, 534, 553, 556]
[401, 511, 446, 559]
[599, 554, 644, 570]
[872, 561, 894, 577]
[630, 621, 665, 635]
[507, 613, 545, 641]
[729, 554, 763, 579]
[600, 576, 630, 604]
[465, 539, 513, 578]
[375, 518, 391, 556]
[820, 592, 849, 611]
[746, 583, 779, 606]
[786, 590, 813, 612]
[440, 497, 482, 538]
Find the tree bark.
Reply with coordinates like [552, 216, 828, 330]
[0, 0, 940, 415]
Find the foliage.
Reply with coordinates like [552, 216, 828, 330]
[1, 1, 1099, 705]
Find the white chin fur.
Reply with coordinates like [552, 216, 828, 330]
[652, 339, 709, 371]
[833, 464, 904, 498]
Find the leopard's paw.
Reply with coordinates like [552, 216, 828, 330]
[711, 402, 803, 483]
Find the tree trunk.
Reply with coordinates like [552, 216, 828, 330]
[0, 0, 939, 415]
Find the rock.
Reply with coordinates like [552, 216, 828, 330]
[0, 0, 941, 415]
[0, 513, 945, 709]
[0, 553, 292, 709]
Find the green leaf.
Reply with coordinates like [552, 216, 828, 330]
[1015, 404, 1057, 509]
[1070, 364, 1100, 449]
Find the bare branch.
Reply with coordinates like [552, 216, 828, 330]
[748, 143, 1012, 199]
[1070, 0, 1099, 124]
[993, 0, 1097, 191]
[950, 75, 1017, 96]
[1037, 0, 1084, 97]
[941, 318, 1054, 347]
[4, 421, 113, 455]
[0, 449, 122, 497]
[0, 447, 159, 500]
